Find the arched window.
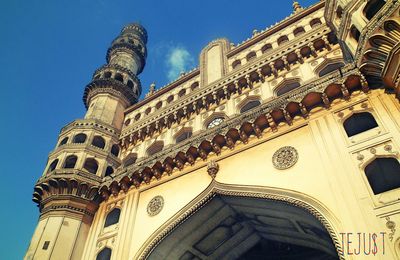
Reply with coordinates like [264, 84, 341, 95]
[59, 137, 68, 146]
[240, 100, 261, 113]
[92, 136, 106, 149]
[293, 27, 305, 36]
[232, 60, 241, 69]
[246, 51, 257, 61]
[175, 129, 192, 143]
[167, 95, 174, 103]
[365, 158, 400, 194]
[318, 62, 345, 77]
[73, 133, 87, 144]
[178, 89, 186, 97]
[261, 43, 272, 53]
[364, 0, 385, 20]
[145, 107, 151, 115]
[207, 117, 224, 129]
[191, 82, 199, 90]
[64, 155, 77, 169]
[123, 153, 137, 167]
[83, 158, 98, 174]
[155, 101, 162, 110]
[104, 208, 121, 227]
[277, 35, 289, 46]
[105, 166, 114, 177]
[104, 72, 112, 79]
[96, 247, 112, 260]
[47, 159, 59, 173]
[111, 144, 120, 157]
[276, 81, 301, 96]
[114, 73, 124, 82]
[310, 18, 322, 28]
[343, 112, 378, 137]
[350, 25, 360, 41]
[147, 141, 164, 156]
[135, 113, 141, 121]
[127, 80, 134, 88]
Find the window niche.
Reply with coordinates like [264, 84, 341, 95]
[343, 112, 378, 137]
[365, 157, 400, 195]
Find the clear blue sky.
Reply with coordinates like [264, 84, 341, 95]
[0, 0, 317, 258]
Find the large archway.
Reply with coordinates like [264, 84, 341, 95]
[138, 184, 343, 260]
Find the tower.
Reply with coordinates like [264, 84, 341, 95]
[25, 23, 147, 260]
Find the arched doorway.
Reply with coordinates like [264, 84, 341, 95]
[140, 185, 342, 260]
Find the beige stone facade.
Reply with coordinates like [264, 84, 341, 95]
[26, 1, 400, 259]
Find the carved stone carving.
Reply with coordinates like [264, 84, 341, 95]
[147, 196, 164, 216]
[385, 216, 396, 242]
[207, 160, 219, 179]
[272, 146, 298, 170]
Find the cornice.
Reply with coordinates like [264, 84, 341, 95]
[60, 119, 120, 136]
[121, 25, 332, 139]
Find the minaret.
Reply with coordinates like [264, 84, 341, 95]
[25, 23, 147, 260]
[84, 23, 147, 129]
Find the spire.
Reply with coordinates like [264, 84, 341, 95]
[293, 1, 303, 13]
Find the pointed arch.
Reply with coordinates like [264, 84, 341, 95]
[273, 78, 301, 96]
[314, 59, 344, 77]
[174, 127, 193, 143]
[147, 141, 164, 157]
[135, 182, 344, 260]
[237, 96, 261, 114]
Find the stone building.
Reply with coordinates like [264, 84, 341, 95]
[25, 0, 400, 259]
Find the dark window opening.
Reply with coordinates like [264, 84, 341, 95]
[115, 73, 124, 82]
[293, 27, 305, 36]
[176, 131, 192, 143]
[64, 155, 78, 169]
[277, 35, 289, 46]
[310, 18, 322, 28]
[42, 241, 50, 250]
[73, 133, 87, 144]
[350, 25, 361, 41]
[147, 142, 164, 156]
[48, 159, 59, 173]
[92, 136, 106, 149]
[232, 60, 241, 69]
[104, 72, 112, 78]
[318, 62, 345, 77]
[127, 80, 134, 88]
[364, 0, 385, 20]
[123, 154, 137, 167]
[104, 208, 121, 227]
[240, 100, 261, 113]
[246, 51, 257, 61]
[96, 247, 112, 260]
[365, 158, 400, 194]
[83, 158, 98, 174]
[261, 44, 272, 53]
[276, 82, 301, 96]
[178, 89, 186, 97]
[105, 166, 114, 177]
[111, 144, 120, 157]
[59, 137, 68, 146]
[343, 112, 378, 137]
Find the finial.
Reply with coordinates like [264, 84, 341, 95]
[146, 82, 156, 97]
[252, 29, 258, 36]
[293, 1, 303, 13]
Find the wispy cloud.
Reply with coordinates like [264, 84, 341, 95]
[165, 46, 194, 81]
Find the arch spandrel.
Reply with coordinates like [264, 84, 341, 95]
[135, 181, 344, 260]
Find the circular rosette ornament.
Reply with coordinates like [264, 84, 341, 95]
[272, 146, 298, 170]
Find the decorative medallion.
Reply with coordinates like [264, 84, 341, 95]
[147, 196, 164, 216]
[272, 146, 299, 170]
[207, 160, 219, 179]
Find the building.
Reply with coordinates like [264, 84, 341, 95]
[25, 0, 400, 259]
